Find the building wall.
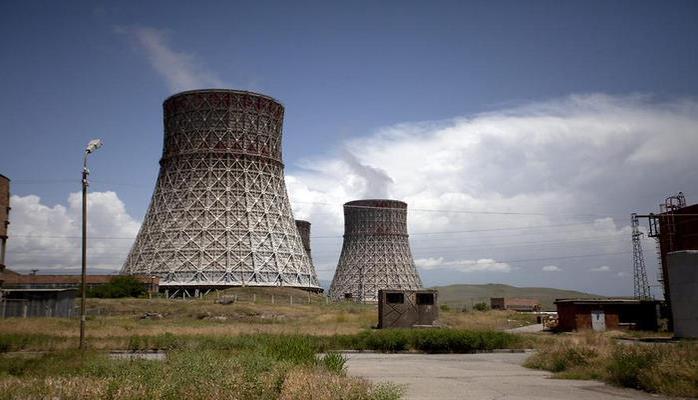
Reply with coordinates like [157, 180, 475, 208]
[555, 301, 657, 331]
[490, 298, 505, 310]
[667, 251, 698, 338]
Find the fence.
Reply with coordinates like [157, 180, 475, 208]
[0, 298, 75, 318]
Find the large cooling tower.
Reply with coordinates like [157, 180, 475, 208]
[122, 89, 320, 291]
[329, 199, 423, 302]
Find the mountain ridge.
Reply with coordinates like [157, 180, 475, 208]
[429, 283, 601, 311]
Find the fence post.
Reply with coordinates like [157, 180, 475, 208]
[22, 302, 28, 318]
[253, 293, 256, 303]
[271, 295, 274, 305]
[307, 292, 311, 304]
[290, 295, 293, 305]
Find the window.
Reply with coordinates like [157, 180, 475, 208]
[416, 293, 434, 305]
[344, 293, 353, 299]
[385, 292, 404, 304]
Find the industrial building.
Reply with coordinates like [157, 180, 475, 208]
[666, 251, 698, 338]
[121, 90, 320, 294]
[377, 289, 439, 328]
[632, 193, 698, 330]
[329, 199, 423, 302]
[0, 269, 158, 293]
[490, 297, 541, 312]
[554, 298, 660, 332]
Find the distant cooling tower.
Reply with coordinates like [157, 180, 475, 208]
[329, 199, 423, 302]
[121, 89, 320, 292]
[295, 220, 312, 260]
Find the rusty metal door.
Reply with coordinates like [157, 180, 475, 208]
[591, 310, 606, 331]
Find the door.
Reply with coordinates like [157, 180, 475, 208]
[591, 310, 606, 331]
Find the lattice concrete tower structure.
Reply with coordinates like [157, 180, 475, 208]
[295, 220, 312, 260]
[121, 89, 320, 291]
[329, 199, 423, 302]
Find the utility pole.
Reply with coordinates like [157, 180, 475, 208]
[80, 139, 103, 349]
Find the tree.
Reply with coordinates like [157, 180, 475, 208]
[87, 275, 147, 298]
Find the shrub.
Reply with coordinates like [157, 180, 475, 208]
[473, 302, 489, 311]
[440, 304, 451, 312]
[87, 275, 147, 298]
[606, 345, 658, 389]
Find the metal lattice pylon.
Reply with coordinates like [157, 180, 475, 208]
[329, 199, 423, 302]
[121, 89, 320, 291]
[631, 213, 652, 300]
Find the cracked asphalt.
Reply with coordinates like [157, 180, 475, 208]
[345, 353, 671, 400]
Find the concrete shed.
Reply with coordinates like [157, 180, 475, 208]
[490, 297, 541, 312]
[1, 288, 77, 318]
[377, 289, 439, 328]
[667, 251, 698, 338]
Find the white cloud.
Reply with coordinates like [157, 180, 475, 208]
[117, 26, 224, 92]
[591, 266, 612, 272]
[285, 94, 698, 294]
[617, 272, 629, 277]
[542, 265, 562, 272]
[6, 192, 140, 273]
[415, 257, 511, 272]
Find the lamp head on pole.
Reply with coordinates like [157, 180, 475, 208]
[85, 139, 103, 154]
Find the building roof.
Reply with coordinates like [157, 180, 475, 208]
[1, 270, 158, 285]
[1, 288, 77, 293]
[554, 298, 658, 305]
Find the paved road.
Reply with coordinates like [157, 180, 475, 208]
[345, 353, 671, 400]
[505, 323, 545, 333]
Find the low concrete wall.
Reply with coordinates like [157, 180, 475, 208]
[667, 251, 698, 338]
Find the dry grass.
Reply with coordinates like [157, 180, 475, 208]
[440, 309, 537, 330]
[525, 331, 698, 397]
[0, 342, 402, 400]
[280, 369, 402, 400]
[0, 294, 532, 351]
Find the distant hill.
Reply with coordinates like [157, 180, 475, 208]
[430, 283, 601, 311]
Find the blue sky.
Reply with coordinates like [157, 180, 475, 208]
[1, 1, 697, 295]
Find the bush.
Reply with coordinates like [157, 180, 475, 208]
[440, 304, 450, 312]
[87, 275, 147, 298]
[525, 344, 598, 373]
[473, 302, 489, 311]
[319, 352, 347, 374]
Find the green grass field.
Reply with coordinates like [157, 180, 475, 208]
[1, 287, 695, 399]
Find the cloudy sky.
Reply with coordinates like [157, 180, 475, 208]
[1, 1, 697, 296]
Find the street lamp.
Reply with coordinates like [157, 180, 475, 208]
[80, 138, 102, 349]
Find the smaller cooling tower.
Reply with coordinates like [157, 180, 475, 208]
[329, 199, 423, 302]
[295, 220, 312, 259]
